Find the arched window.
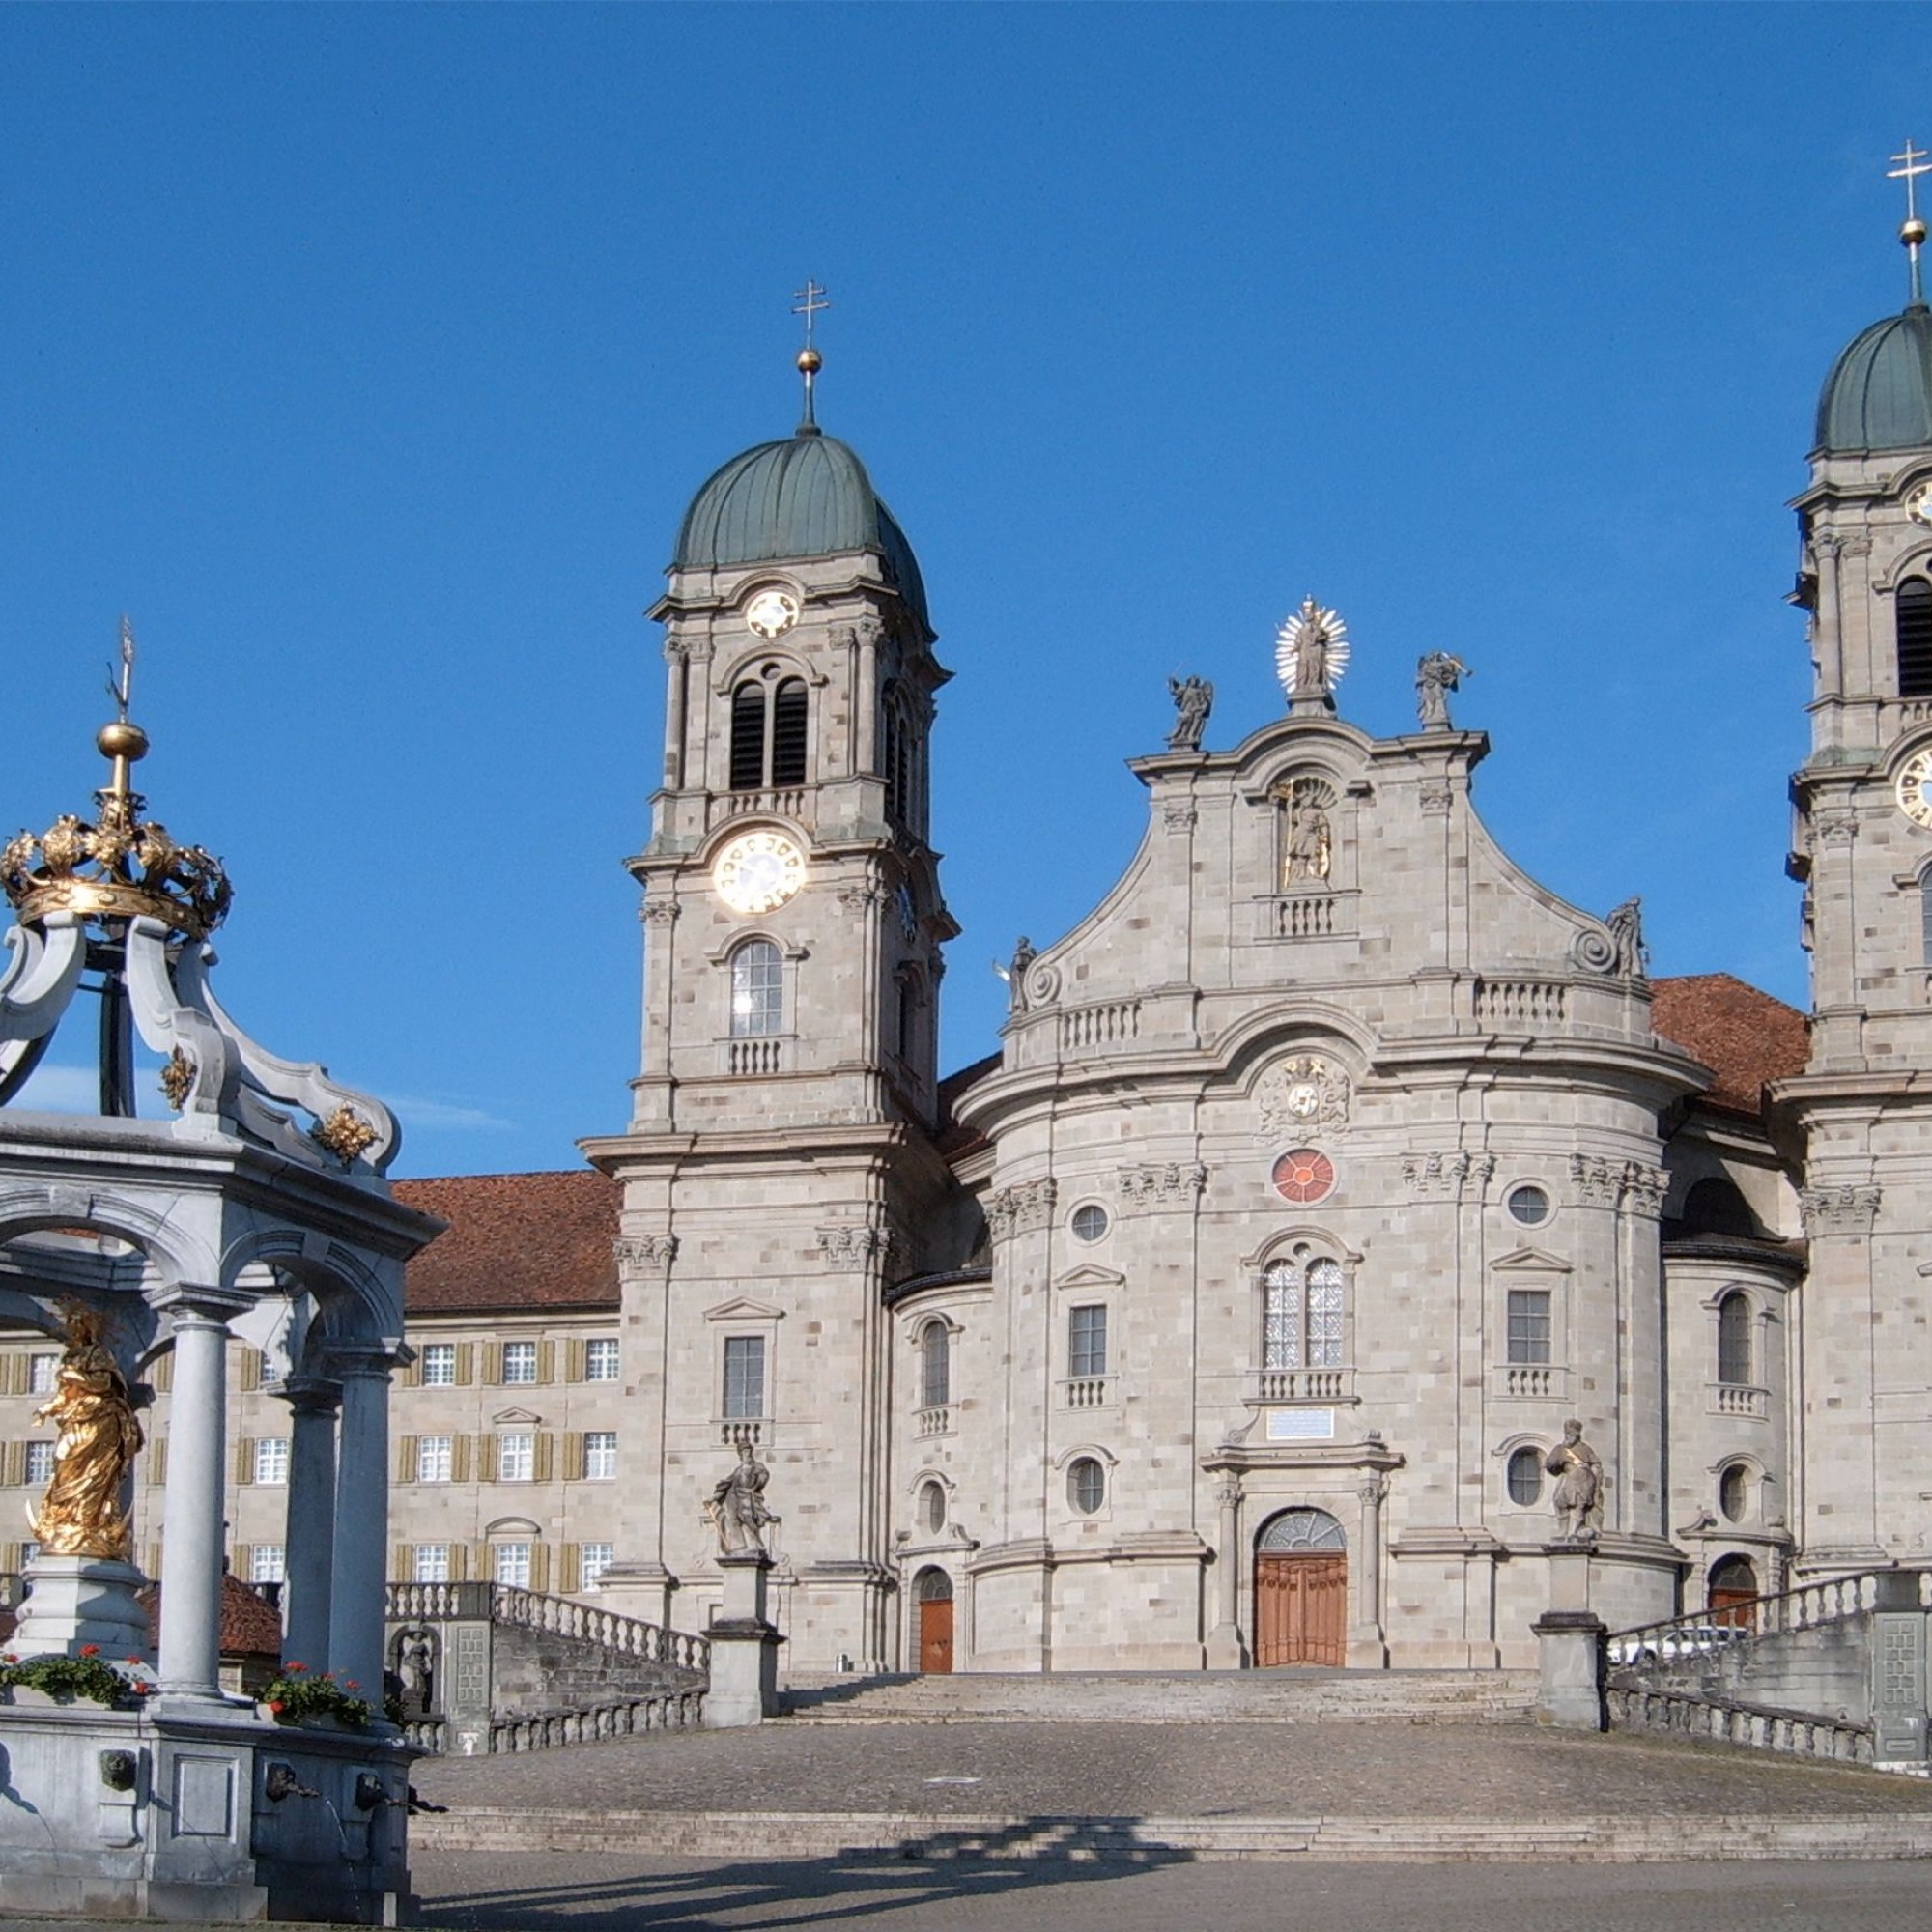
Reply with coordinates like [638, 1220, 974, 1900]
[1256, 1507, 1346, 1552]
[729, 672, 810, 790]
[1262, 1249, 1346, 1369]
[1067, 1456, 1106, 1516]
[881, 683, 921, 834]
[919, 1321, 951, 1409]
[728, 940, 783, 1037]
[1506, 1446, 1545, 1506]
[1899, 577, 1932, 697]
[915, 1565, 953, 1603]
[1716, 1292, 1753, 1387]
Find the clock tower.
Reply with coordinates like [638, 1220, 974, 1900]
[584, 327, 962, 1668]
[1773, 158, 1932, 1573]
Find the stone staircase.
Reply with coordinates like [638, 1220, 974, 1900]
[782, 1667, 1538, 1725]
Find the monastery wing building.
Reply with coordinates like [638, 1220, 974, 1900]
[8, 231, 1932, 1684]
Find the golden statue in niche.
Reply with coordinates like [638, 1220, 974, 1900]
[29, 1300, 145, 1561]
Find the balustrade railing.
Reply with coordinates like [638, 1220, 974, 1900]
[1473, 979, 1568, 1027]
[1061, 1376, 1114, 1409]
[1605, 1685, 1871, 1765]
[1708, 1382, 1769, 1418]
[725, 1037, 784, 1076]
[916, 1405, 952, 1438]
[384, 1581, 710, 1677]
[1058, 1001, 1142, 1053]
[1607, 1566, 1931, 1658]
[1251, 1367, 1350, 1403]
[403, 1690, 706, 1756]
[710, 789, 806, 827]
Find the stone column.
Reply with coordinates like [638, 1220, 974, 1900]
[154, 1284, 252, 1707]
[706, 1551, 783, 1727]
[1206, 1477, 1245, 1668]
[1350, 1473, 1389, 1667]
[329, 1346, 399, 1702]
[278, 1373, 341, 1672]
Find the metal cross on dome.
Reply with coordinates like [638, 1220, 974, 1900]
[105, 614, 135, 722]
[791, 279, 831, 348]
[1889, 141, 1930, 302]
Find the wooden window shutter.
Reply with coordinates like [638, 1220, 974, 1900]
[530, 1543, 551, 1594]
[153, 1351, 174, 1393]
[0, 1541, 19, 1572]
[534, 1433, 555, 1484]
[448, 1544, 468, 1582]
[233, 1543, 253, 1580]
[400, 1353, 423, 1389]
[470, 1541, 491, 1581]
[147, 1541, 163, 1579]
[3, 1355, 23, 1397]
[396, 1436, 419, 1484]
[235, 1438, 256, 1485]
[561, 1432, 585, 1482]
[147, 1438, 169, 1486]
[537, 1341, 556, 1384]
[452, 1435, 472, 1484]
[392, 1543, 412, 1581]
[476, 1433, 498, 1483]
[565, 1339, 587, 1383]
[481, 1342, 502, 1386]
[239, 1350, 261, 1393]
[455, 1342, 475, 1385]
[2, 1442, 23, 1488]
[559, 1544, 582, 1595]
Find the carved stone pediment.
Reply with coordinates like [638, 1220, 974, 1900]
[702, 1296, 785, 1323]
[1492, 1245, 1573, 1274]
[1053, 1263, 1126, 1293]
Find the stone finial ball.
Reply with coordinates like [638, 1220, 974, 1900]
[1905, 217, 1929, 248]
[97, 720, 150, 762]
[797, 347, 823, 374]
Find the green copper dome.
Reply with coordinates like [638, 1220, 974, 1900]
[1815, 303, 1932, 453]
[673, 427, 928, 630]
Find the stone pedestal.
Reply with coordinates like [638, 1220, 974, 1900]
[11, 1555, 153, 1662]
[705, 1552, 782, 1728]
[1533, 1610, 1606, 1730]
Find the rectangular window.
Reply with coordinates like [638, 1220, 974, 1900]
[24, 1441, 55, 1487]
[498, 1431, 535, 1482]
[253, 1438, 290, 1486]
[582, 1542, 615, 1588]
[584, 1431, 617, 1480]
[1068, 1305, 1109, 1379]
[416, 1435, 454, 1484]
[19, 1540, 40, 1567]
[249, 1544, 286, 1584]
[729, 942, 784, 1038]
[585, 1338, 620, 1382]
[256, 1349, 279, 1388]
[502, 1340, 538, 1384]
[1507, 1290, 1552, 1366]
[26, 1354, 56, 1395]
[494, 1541, 531, 1588]
[723, 1336, 766, 1419]
[420, 1343, 457, 1387]
[412, 1544, 451, 1584]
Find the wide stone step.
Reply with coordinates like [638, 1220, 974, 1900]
[783, 1668, 1539, 1724]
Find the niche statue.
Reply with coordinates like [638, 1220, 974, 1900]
[29, 1301, 144, 1561]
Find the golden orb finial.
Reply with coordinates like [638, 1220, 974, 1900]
[797, 346, 823, 375]
[97, 720, 149, 764]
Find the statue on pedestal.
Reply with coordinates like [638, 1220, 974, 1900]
[1165, 675, 1213, 752]
[705, 1439, 779, 1556]
[29, 1302, 143, 1561]
[1546, 1420, 1605, 1542]
[1414, 652, 1470, 729]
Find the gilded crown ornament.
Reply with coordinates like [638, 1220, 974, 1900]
[0, 621, 232, 939]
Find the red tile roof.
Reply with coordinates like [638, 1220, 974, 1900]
[1651, 974, 1808, 1121]
[394, 1170, 619, 1316]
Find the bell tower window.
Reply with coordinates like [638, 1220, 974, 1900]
[729, 940, 783, 1037]
[729, 670, 810, 790]
[1898, 577, 1932, 696]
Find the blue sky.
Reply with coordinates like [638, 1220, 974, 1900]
[0, 6, 1919, 1175]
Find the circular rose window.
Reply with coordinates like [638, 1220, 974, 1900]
[1271, 1148, 1336, 1204]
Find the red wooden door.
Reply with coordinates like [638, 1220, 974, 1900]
[918, 1595, 954, 1673]
[1254, 1553, 1348, 1666]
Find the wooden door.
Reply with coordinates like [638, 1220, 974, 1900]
[1254, 1553, 1347, 1666]
[918, 1595, 954, 1673]
[1708, 1557, 1759, 1632]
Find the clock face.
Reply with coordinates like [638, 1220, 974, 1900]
[1271, 1148, 1336, 1205]
[1898, 751, 1932, 829]
[745, 589, 800, 640]
[1907, 482, 1932, 528]
[712, 830, 807, 915]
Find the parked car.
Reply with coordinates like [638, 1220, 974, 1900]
[1607, 1623, 1750, 1666]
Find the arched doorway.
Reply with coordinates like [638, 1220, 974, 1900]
[1254, 1508, 1348, 1667]
[915, 1567, 954, 1674]
[1708, 1554, 1759, 1631]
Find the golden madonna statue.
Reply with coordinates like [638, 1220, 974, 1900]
[29, 1301, 145, 1561]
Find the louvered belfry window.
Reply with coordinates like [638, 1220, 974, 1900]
[1898, 578, 1932, 696]
[729, 675, 810, 789]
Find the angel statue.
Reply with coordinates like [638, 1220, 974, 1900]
[1415, 652, 1470, 729]
[1166, 675, 1213, 752]
[30, 1301, 144, 1561]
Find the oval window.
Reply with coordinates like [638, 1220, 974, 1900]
[1067, 1457, 1106, 1516]
[1506, 1446, 1545, 1505]
[921, 1480, 947, 1535]
[1506, 1184, 1550, 1227]
[1719, 1463, 1750, 1523]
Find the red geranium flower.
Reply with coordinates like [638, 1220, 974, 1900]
[78, 1643, 100, 1658]
[269, 1699, 285, 1714]
[344, 1681, 360, 1690]
[285, 1662, 307, 1673]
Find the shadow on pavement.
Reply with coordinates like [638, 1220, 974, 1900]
[418, 1831, 1193, 1929]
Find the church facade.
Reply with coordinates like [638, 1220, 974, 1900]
[9, 241, 1932, 1684]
